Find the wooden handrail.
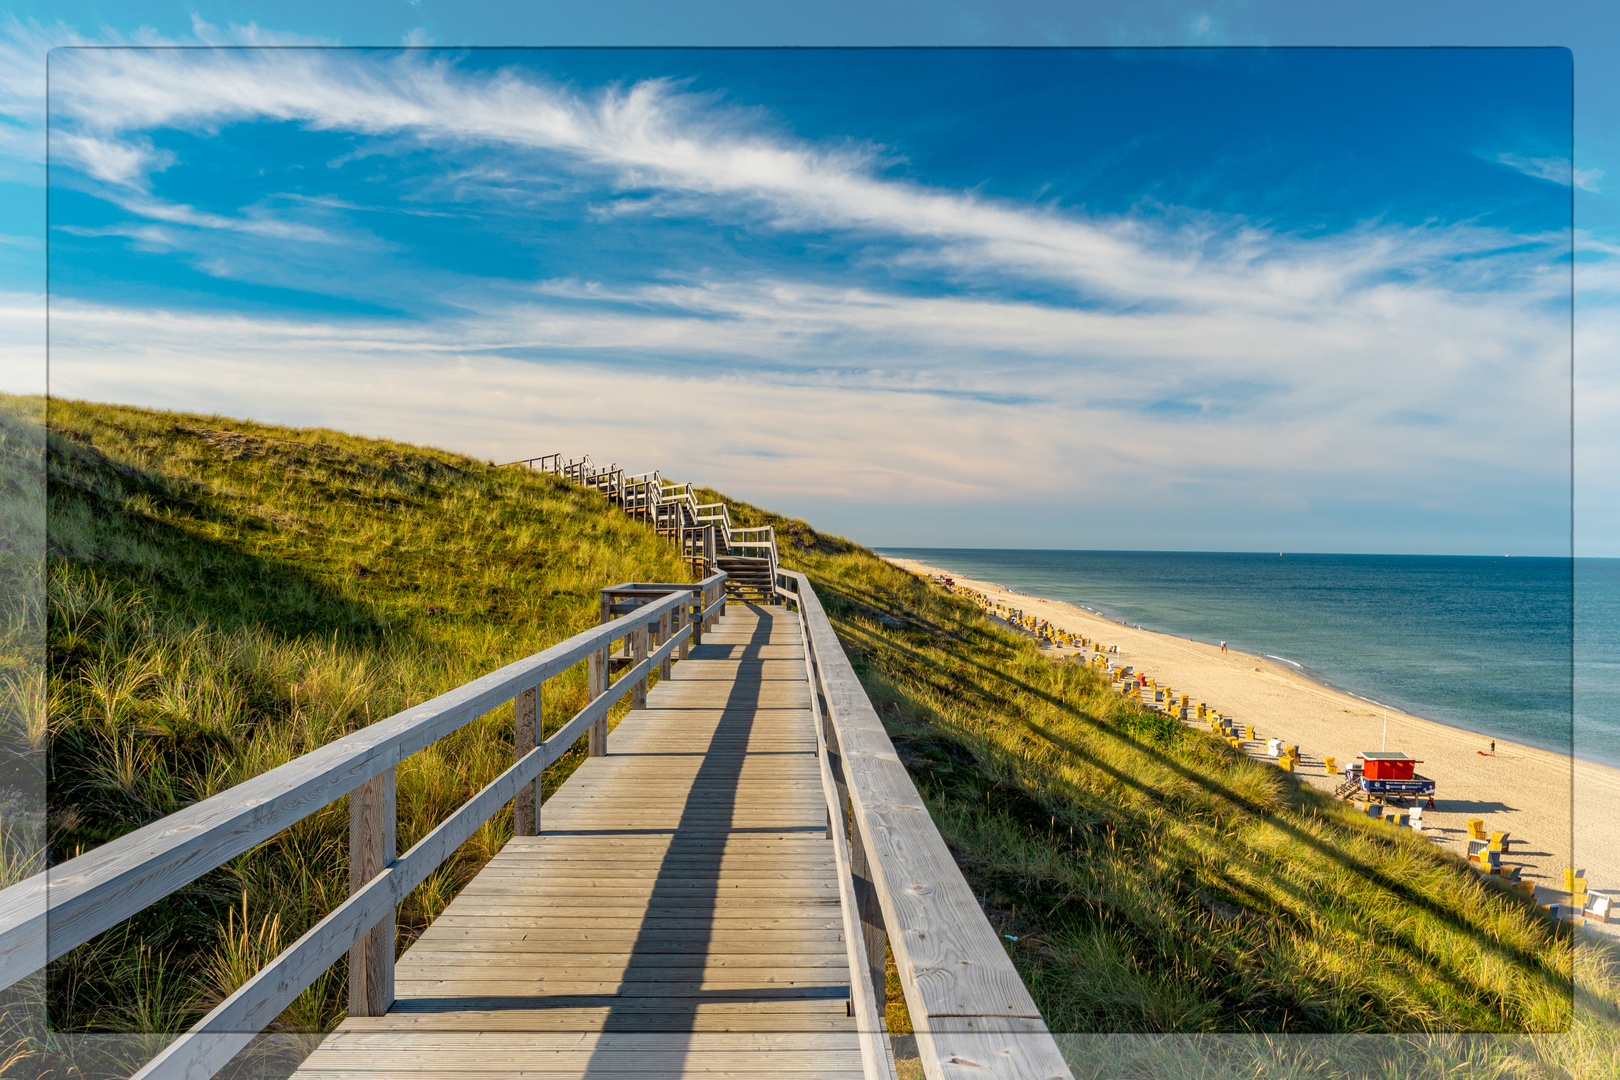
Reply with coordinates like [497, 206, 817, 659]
[0, 574, 724, 996]
[777, 571, 1074, 1080]
[780, 579, 895, 1080]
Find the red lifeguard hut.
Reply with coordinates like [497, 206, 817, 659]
[1347, 751, 1435, 807]
[1360, 751, 1418, 780]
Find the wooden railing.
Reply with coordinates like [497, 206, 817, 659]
[729, 523, 779, 577]
[0, 573, 727, 1080]
[504, 452, 560, 473]
[512, 453, 780, 590]
[692, 501, 732, 536]
[777, 570, 1075, 1080]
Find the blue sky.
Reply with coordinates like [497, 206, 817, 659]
[2, 3, 1614, 557]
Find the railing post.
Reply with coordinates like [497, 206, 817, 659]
[847, 793, 888, 1017]
[514, 686, 539, 836]
[632, 622, 650, 709]
[817, 655, 882, 1011]
[686, 585, 701, 652]
[659, 609, 673, 680]
[348, 767, 396, 1017]
[590, 592, 610, 757]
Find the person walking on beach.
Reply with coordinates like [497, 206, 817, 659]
[1220, 641, 1228, 654]
[1490, 740, 1496, 755]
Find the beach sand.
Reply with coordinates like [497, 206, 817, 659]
[884, 556, 1620, 933]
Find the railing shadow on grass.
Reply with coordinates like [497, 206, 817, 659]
[812, 577, 1572, 1007]
[912, 731, 1522, 1032]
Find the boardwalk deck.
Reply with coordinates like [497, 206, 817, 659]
[292, 604, 864, 1079]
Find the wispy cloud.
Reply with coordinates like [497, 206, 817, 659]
[41, 49, 1577, 314]
[0, 16, 334, 184]
[1496, 150, 1602, 193]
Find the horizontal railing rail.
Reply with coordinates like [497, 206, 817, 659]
[777, 571, 1074, 1080]
[0, 571, 725, 1079]
[501, 453, 560, 471]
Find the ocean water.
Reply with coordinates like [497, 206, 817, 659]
[879, 550, 1618, 770]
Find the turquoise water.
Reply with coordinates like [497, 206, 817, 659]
[879, 550, 1616, 769]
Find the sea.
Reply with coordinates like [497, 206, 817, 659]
[877, 550, 1620, 771]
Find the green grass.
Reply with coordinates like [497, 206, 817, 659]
[37, 398, 692, 1039]
[0, 396, 47, 1079]
[1, 395, 45, 878]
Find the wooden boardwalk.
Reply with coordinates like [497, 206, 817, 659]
[293, 604, 865, 1079]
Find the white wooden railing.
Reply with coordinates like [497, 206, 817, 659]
[0, 573, 728, 1080]
[777, 571, 1074, 1080]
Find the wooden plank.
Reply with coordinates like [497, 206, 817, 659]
[0, 875, 45, 991]
[917, 1017, 1075, 1080]
[398, 953, 849, 969]
[781, 591, 896, 1080]
[299, 1051, 862, 1067]
[293, 1068, 852, 1078]
[420, 916, 843, 930]
[317, 1031, 861, 1050]
[393, 976, 849, 993]
[392, 940, 847, 957]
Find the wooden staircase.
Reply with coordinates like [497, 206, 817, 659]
[509, 453, 779, 603]
[715, 555, 775, 601]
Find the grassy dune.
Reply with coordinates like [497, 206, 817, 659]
[15, 402, 1617, 1080]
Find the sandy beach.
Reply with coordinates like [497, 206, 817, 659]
[885, 555, 1620, 932]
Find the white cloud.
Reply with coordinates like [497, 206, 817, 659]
[51, 132, 173, 187]
[1496, 151, 1603, 193]
[31, 264, 1572, 513]
[0, 16, 337, 183]
[0, 291, 43, 393]
[103, 192, 336, 242]
[186, 14, 339, 48]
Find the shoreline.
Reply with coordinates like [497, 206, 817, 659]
[913, 567, 1595, 770]
[884, 554, 1619, 928]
